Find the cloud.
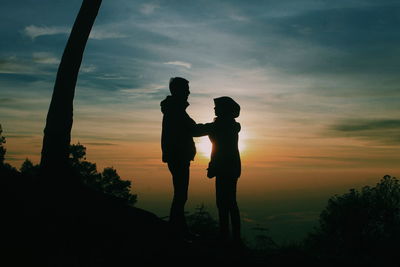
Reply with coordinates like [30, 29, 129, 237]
[228, 13, 250, 22]
[95, 74, 127, 80]
[164, 61, 192, 69]
[0, 54, 59, 75]
[119, 84, 165, 94]
[333, 119, 400, 132]
[0, 57, 36, 74]
[23, 25, 127, 40]
[32, 52, 59, 65]
[85, 142, 118, 146]
[139, 3, 160, 15]
[0, 98, 15, 104]
[24, 25, 70, 39]
[3, 157, 21, 162]
[329, 119, 400, 145]
[80, 64, 97, 73]
[3, 135, 33, 139]
[89, 29, 127, 40]
[291, 156, 367, 163]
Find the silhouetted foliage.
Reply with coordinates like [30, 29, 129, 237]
[100, 167, 137, 204]
[252, 226, 277, 251]
[0, 125, 17, 173]
[0, 124, 6, 165]
[20, 159, 40, 177]
[306, 175, 400, 266]
[69, 142, 137, 205]
[17, 142, 137, 205]
[186, 205, 219, 239]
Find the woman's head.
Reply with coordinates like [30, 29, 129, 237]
[214, 96, 240, 118]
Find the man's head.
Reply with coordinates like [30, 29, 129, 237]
[169, 77, 190, 100]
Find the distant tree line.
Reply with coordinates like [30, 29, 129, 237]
[0, 124, 17, 172]
[68, 142, 137, 205]
[250, 174, 400, 266]
[304, 174, 400, 266]
[1, 124, 136, 206]
[0, 124, 5, 164]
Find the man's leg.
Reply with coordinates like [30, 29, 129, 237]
[168, 161, 190, 235]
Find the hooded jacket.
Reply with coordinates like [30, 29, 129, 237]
[160, 96, 197, 163]
[204, 117, 241, 179]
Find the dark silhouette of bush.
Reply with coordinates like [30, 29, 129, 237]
[306, 175, 400, 266]
[252, 226, 277, 251]
[0, 125, 17, 173]
[186, 204, 219, 239]
[20, 158, 40, 177]
[0, 124, 5, 165]
[69, 142, 137, 205]
[19, 142, 137, 206]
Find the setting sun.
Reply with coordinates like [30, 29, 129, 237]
[196, 133, 247, 158]
[196, 137, 212, 157]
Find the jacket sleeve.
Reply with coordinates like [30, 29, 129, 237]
[192, 123, 213, 137]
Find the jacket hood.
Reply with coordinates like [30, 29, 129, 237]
[161, 95, 189, 114]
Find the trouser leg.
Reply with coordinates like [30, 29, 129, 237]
[216, 176, 230, 240]
[168, 161, 190, 234]
[229, 179, 241, 241]
[216, 176, 241, 241]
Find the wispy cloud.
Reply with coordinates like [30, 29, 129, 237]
[329, 119, 400, 145]
[0, 56, 36, 74]
[89, 29, 127, 40]
[332, 119, 400, 132]
[120, 84, 164, 94]
[85, 142, 118, 146]
[24, 25, 70, 39]
[95, 74, 127, 80]
[32, 52, 59, 65]
[0, 53, 59, 75]
[3, 134, 33, 139]
[139, 3, 160, 15]
[0, 98, 15, 104]
[81, 64, 97, 73]
[228, 13, 250, 22]
[164, 61, 192, 69]
[23, 25, 127, 40]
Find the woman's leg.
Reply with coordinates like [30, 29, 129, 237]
[227, 178, 241, 241]
[216, 176, 230, 240]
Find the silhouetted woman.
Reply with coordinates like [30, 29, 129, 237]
[199, 97, 242, 243]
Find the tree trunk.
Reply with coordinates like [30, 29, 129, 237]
[40, 0, 102, 176]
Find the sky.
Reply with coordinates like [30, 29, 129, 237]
[1, 0, 400, 243]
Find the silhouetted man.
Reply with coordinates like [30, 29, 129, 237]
[161, 77, 200, 239]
